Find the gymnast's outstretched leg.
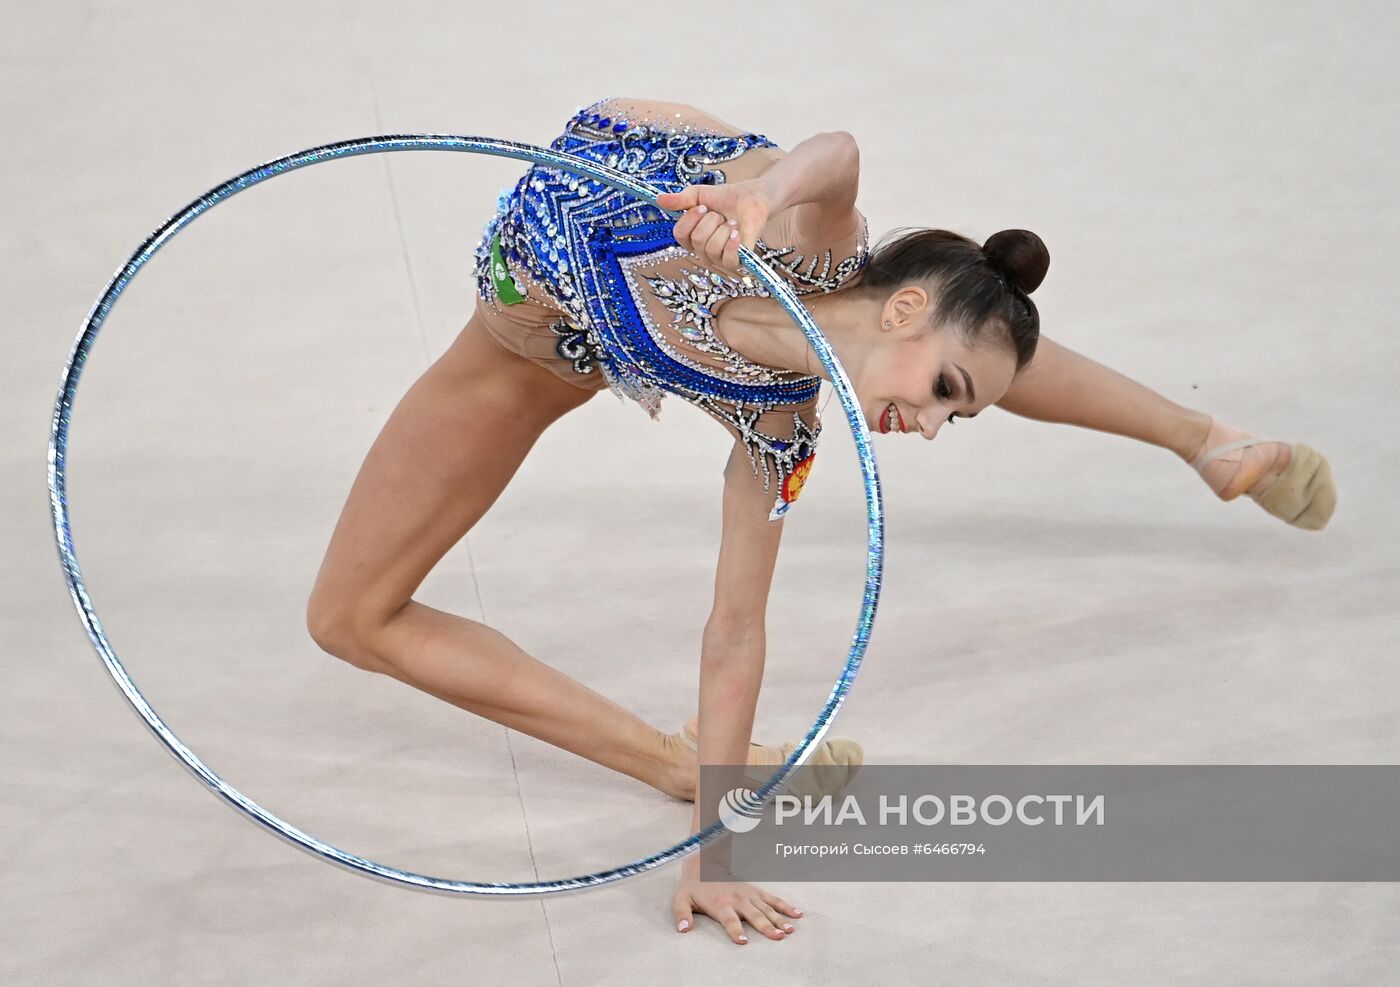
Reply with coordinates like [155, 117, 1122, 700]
[305, 312, 705, 800]
[993, 334, 1336, 528]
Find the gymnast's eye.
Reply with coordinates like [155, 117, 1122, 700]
[935, 372, 960, 424]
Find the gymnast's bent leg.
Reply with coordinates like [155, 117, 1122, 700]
[993, 334, 1335, 527]
[305, 311, 699, 800]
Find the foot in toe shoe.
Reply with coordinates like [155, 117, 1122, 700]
[678, 721, 863, 797]
[1189, 416, 1293, 502]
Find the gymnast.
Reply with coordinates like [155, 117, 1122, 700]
[304, 96, 1336, 944]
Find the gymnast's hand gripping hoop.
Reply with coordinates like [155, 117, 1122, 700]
[47, 134, 886, 898]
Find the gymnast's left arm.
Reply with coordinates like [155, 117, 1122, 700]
[689, 443, 785, 799]
[670, 443, 793, 941]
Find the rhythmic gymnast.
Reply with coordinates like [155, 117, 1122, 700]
[305, 96, 1336, 944]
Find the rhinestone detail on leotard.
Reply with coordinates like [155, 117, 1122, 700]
[472, 97, 868, 518]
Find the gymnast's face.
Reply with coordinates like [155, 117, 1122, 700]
[855, 284, 1017, 440]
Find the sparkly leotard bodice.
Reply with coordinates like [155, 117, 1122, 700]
[472, 97, 870, 520]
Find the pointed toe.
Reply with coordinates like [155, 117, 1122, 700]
[1249, 442, 1337, 531]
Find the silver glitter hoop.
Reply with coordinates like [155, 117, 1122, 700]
[48, 134, 886, 898]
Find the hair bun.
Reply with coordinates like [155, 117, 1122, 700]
[983, 229, 1050, 294]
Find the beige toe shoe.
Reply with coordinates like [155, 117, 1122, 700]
[678, 722, 864, 800]
[1193, 437, 1337, 531]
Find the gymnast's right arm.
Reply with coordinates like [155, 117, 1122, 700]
[754, 129, 861, 240]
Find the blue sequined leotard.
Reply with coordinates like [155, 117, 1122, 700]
[472, 97, 870, 520]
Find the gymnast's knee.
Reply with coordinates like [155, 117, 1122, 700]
[305, 594, 392, 674]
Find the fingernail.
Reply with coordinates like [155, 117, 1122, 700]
[738, 935, 748, 943]
[729, 229, 738, 239]
[697, 204, 708, 213]
[678, 920, 689, 931]
[783, 924, 794, 932]
[794, 908, 804, 915]
[728, 218, 737, 225]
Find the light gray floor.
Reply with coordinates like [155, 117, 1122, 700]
[4, 1, 1398, 983]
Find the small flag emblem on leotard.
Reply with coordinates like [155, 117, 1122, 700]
[769, 452, 817, 521]
[782, 452, 816, 504]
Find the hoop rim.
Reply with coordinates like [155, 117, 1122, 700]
[47, 132, 885, 897]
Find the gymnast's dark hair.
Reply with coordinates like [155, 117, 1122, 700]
[847, 227, 1048, 372]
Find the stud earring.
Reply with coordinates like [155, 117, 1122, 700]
[883, 320, 891, 328]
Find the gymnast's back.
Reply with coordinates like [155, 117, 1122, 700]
[472, 97, 870, 520]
